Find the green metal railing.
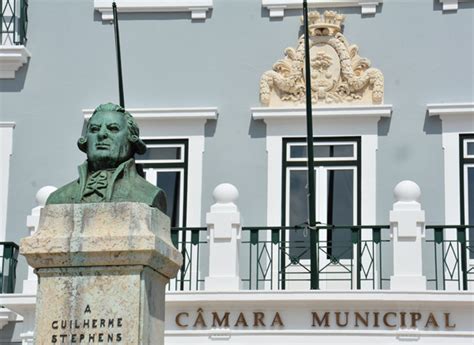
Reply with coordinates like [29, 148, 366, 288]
[0, 242, 19, 293]
[425, 225, 473, 291]
[170, 227, 207, 291]
[1, 0, 28, 45]
[241, 225, 390, 290]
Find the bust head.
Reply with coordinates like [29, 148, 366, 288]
[78, 103, 146, 171]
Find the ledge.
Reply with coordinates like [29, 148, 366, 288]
[262, 0, 383, 18]
[0, 46, 31, 79]
[427, 103, 474, 117]
[0, 306, 23, 330]
[251, 105, 392, 121]
[94, 0, 213, 21]
[83, 107, 218, 120]
[0, 122, 16, 128]
[166, 289, 474, 304]
[440, 0, 473, 11]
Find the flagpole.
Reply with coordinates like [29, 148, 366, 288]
[112, 2, 125, 108]
[302, 0, 319, 290]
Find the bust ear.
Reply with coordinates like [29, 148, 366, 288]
[129, 135, 147, 155]
[77, 137, 88, 153]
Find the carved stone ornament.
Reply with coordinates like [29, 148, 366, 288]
[260, 11, 384, 106]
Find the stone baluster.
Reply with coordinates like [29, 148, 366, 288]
[205, 183, 242, 290]
[390, 180, 427, 290]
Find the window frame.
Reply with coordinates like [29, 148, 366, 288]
[282, 136, 362, 261]
[139, 138, 189, 228]
[459, 134, 474, 261]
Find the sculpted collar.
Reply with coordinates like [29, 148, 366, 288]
[77, 158, 138, 202]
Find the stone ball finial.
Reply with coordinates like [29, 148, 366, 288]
[213, 183, 239, 204]
[393, 180, 421, 202]
[36, 186, 57, 206]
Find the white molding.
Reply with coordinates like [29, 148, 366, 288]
[0, 307, 20, 330]
[0, 122, 16, 128]
[83, 107, 218, 227]
[94, 0, 213, 21]
[252, 105, 392, 120]
[253, 105, 391, 259]
[439, 0, 473, 11]
[427, 102, 474, 290]
[426, 103, 474, 225]
[427, 103, 474, 117]
[0, 46, 31, 79]
[166, 289, 474, 302]
[0, 122, 15, 242]
[262, 0, 383, 18]
[83, 107, 218, 120]
[165, 291, 474, 340]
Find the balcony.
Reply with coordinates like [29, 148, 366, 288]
[169, 225, 473, 292]
[0, 0, 30, 78]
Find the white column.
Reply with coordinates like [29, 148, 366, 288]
[23, 186, 57, 294]
[390, 180, 427, 291]
[0, 122, 15, 241]
[205, 183, 241, 291]
[18, 186, 57, 345]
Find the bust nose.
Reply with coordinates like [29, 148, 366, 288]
[97, 126, 108, 140]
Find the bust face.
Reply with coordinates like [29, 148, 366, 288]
[86, 111, 132, 171]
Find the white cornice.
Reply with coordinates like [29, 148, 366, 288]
[0, 122, 16, 128]
[427, 103, 474, 117]
[94, 0, 213, 21]
[251, 105, 392, 121]
[262, 0, 383, 18]
[440, 0, 473, 11]
[0, 46, 31, 79]
[83, 107, 218, 120]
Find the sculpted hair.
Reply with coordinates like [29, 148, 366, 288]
[77, 103, 147, 155]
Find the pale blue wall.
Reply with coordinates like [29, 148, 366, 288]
[0, 0, 473, 315]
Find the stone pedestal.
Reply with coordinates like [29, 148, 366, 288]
[205, 183, 242, 291]
[389, 181, 427, 291]
[20, 202, 182, 345]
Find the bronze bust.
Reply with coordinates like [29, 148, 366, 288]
[47, 103, 167, 212]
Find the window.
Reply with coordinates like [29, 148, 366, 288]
[282, 137, 361, 260]
[136, 139, 188, 227]
[460, 134, 474, 259]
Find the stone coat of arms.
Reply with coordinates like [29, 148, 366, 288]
[260, 11, 384, 106]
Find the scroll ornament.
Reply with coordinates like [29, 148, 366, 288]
[260, 11, 384, 106]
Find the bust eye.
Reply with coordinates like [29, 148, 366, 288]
[89, 126, 100, 133]
[108, 125, 120, 132]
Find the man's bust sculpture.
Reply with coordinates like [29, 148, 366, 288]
[47, 103, 167, 212]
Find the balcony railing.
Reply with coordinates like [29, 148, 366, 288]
[1, 0, 28, 45]
[169, 225, 393, 292]
[241, 225, 391, 290]
[170, 227, 207, 291]
[425, 225, 473, 291]
[169, 224, 474, 292]
[0, 242, 19, 293]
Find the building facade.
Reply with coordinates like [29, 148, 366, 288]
[0, 0, 473, 344]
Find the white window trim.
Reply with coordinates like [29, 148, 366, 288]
[427, 103, 474, 289]
[440, 0, 473, 11]
[94, 0, 213, 21]
[262, 0, 383, 18]
[0, 46, 31, 79]
[251, 104, 392, 231]
[0, 122, 15, 242]
[427, 103, 474, 225]
[83, 107, 218, 227]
